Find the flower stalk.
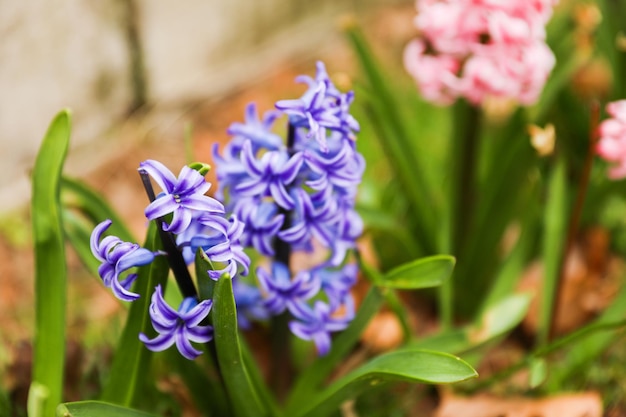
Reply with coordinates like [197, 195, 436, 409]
[139, 170, 198, 299]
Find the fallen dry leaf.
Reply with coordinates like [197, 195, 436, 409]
[435, 391, 603, 417]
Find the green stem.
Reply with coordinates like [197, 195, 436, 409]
[440, 100, 481, 328]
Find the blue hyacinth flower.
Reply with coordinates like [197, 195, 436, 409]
[140, 285, 213, 360]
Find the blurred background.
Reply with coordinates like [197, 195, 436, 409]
[0, 0, 412, 214]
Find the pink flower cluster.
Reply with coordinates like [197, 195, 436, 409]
[404, 0, 558, 105]
[596, 100, 626, 179]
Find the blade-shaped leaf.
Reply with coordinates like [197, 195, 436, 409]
[56, 401, 157, 417]
[538, 156, 569, 348]
[31, 109, 71, 417]
[100, 222, 169, 407]
[61, 176, 134, 242]
[295, 350, 477, 417]
[467, 294, 532, 347]
[345, 23, 438, 254]
[409, 294, 531, 355]
[381, 255, 455, 289]
[212, 276, 267, 417]
[529, 358, 547, 389]
[163, 349, 231, 417]
[62, 209, 106, 280]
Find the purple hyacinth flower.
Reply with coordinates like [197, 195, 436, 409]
[139, 285, 213, 360]
[276, 61, 360, 153]
[276, 81, 342, 153]
[329, 206, 363, 266]
[316, 264, 358, 310]
[139, 159, 225, 235]
[256, 262, 320, 315]
[191, 215, 251, 280]
[278, 189, 339, 250]
[304, 140, 364, 193]
[227, 102, 284, 151]
[235, 140, 304, 209]
[90, 219, 158, 302]
[288, 298, 355, 356]
[234, 201, 284, 256]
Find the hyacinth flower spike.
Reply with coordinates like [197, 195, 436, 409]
[90, 219, 160, 301]
[190, 215, 251, 280]
[256, 262, 320, 315]
[139, 159, 225, 234]
[235, 140, 304, 210]
[140, 285, 213, 360]
[289, 298, 355, 356]
[234, 201, 285, 257]
[227, 102, 284, 151]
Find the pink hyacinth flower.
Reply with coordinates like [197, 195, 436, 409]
[597, 100, 626, 179]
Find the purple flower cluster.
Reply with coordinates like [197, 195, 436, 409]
[214, 61, 364, 355]
[90, 159, 251, 360]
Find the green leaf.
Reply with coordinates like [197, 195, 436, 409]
[31, 109, 71, 417]
[61, 176, 134, 242]
[345, 23, 438, 254]
[467, 294, 532, 348]
[529, 358, 547, 389]
[56, 401, 157, 417]
[381, 255, 455, 289]
[61, 209, 106, 280]
[101, 222, 169, 407]
[213, 276, 267, 417]
[410, 294, 531, 354]
[27, 382, 49, 417]
[295, 350, 477, 417]
[163, 349, 231, 417]
[537, 156, 569, 348]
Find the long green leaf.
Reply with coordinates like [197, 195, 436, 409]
[410, 293, 531, 354]
[101, 223, 169, 406]
[61, 176, 134, 242]
[31, 109, 71, 417]
[537, 156, 569, 347]
[295, 350, 477, 417]
[56, 401, 157, 417]
[163, 349, 231, 417]
[213, 276, 267, 417]
[62, 209, 105, 279]
[346, 24, 438, 254]
[381, 255, 455, 289]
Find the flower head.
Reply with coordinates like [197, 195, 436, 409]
[276, 61, 359, 152]
[190, 215, 251, 280]
[597, 100, 626, 179]
[139, 160, 225, 234]
[289, 299, 355, 356]
[90, 219, 159, 301]
[404, 0, 558, 105]
[256, 262, 320, 315]
[140, 285, 213, 360]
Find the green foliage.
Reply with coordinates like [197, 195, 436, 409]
[56, 401, 158, 417]
[31, 110, 71, 417]
[100, 223, 169, 406]
[293, 350, 477, 417]
[212, 275, 269, 417]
